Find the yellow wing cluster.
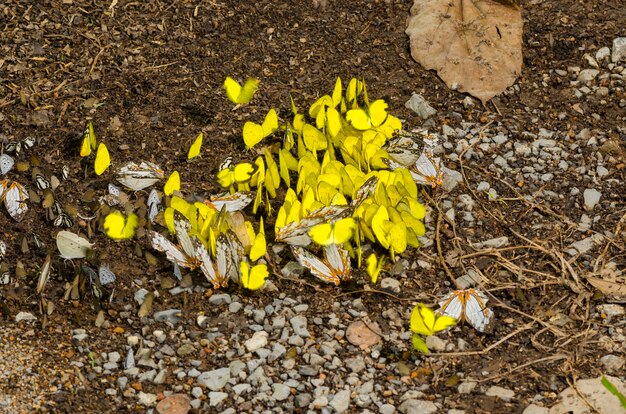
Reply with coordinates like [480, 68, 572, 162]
[215, 77, 435, 285]
[80, 121, 111, 175]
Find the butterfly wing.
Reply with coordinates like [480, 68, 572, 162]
[323, 243, 351, 283]
[98, 265, 117, 286]
[411, 153, 442, 187]
[56, 231, 93, 259]
[147, 189, 161, 223]
[174, 219, 196, 258]
[208, 191, 255, 212]
[4, 181, 29, 221]
[292, 246, 339, 285]
[195, 238, 219, 288]
[437, 291, 465, 322]
[94, 143, 111, 175]
[188, 132, 203, 159]
[465, 289, 493, 332]
[148, 231, 193, 269]
[0, 154, 15, 175]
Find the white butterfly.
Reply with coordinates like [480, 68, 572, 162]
[384, 153, 443, 188]
[147, 189, 161, 223]
[56, 231, 93, 259]
[99, 265, 117, 286]
[0, 154, 15, 175]
[36, 255, 52, 295]
[384, 129, 427, 167]
[148, 220, 237, 289]
[204, 191, 255, 213]
[292, 243, 351, 285]
[117, 161, 164, 191]
[276, 205, 354, 247]
[0, 240, 5, 262]
[0, 179, 29, 221]
[436, 288, 494, 332]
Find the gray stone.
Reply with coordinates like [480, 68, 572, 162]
[290, 315, 310, 337]
[229, 360, 246, 377]
[577, 69, 599, 83]
[176, 343, 195, 357]
[153, 309, 181, 324]
[405, 93, 437, 119]
[153, 369, 167, 384]
[596, 47, 611, 63]
[139, 370, 156, 383]
[197, 367, 230, 391]
[380, 278, 401, 293]
[330, 389, 351, 413]
[272, 383, 291, 401]
[233, 383, 251, 394]
[550, 375, 626, 414]
[380, 404, 396, 414]
[522, 404, 549, 414]
[583, 188, 601, 210]
[137, 392, 157, 406]
[208, 293, 231, 305]
[600, 354, 625, 374]
[191, 386, 203, 398]
[108, 352, 121, 363]
[458, 381, 477, 394]
[612, 37, 626, 63]
[424, 335, 447, 352]
[485, 386, 515, 402]
[296, 393, 312, 408]
[597, 304, 625, 318]
[345, 357, 366, 373]
[398, 399, 438, 414]
[442, 167, 463, 192]
[245, 331, 269, 352]
[208, 391, 228, 407]
[103, 362, 118, 371]
[229, 302, 242, 313]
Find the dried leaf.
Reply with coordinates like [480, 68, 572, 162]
[406, 0, 523, 103]
[346, 320, 382, 350]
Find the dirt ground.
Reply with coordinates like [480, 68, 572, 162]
[0, 0, 625, 413]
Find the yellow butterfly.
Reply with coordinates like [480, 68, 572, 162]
[240, 261, 268, 291]
[308, 217, 355, 246]
[224, 76, 259, 104]
[346, 99, 389, 130]
[217, 162, 258, 190]
[80, 121, 97, 157]
[164, 171, 181, 196]
[410, 303, 456, 353]
[302, 123, 328, 152]
[243, 109, 278, 149]
[103, 210, 139, 240]
[366, 253, 385, 284]
[94, 143, 110, 176]
[188, 132, 203, 159]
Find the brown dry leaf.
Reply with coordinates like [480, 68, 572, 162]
[406, 0, 523, 103]
[346, 320, 383, 350]
[587, 276, 626, 302]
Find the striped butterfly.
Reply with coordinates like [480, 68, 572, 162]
[275, 204, 354, 247]
[292, 243, 351, 285]
[117, 161, 164, 191]
[204, 191, 255, 213]
[0, 179, 29, 221]
[436, 288, 493, 332]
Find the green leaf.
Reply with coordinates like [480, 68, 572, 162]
[601, 376, 626, 408]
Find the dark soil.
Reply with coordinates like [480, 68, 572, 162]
[1, 0, 625, 413]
